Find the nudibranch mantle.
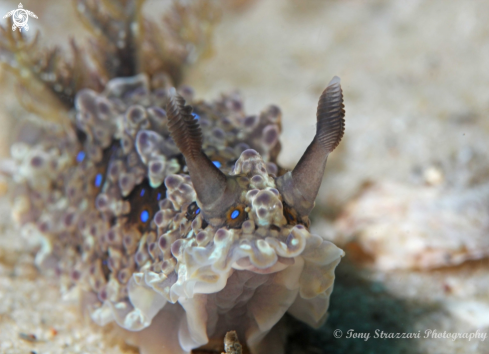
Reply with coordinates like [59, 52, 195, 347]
[10, 73, 345, 354]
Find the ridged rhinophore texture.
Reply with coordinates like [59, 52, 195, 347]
[8, 73, 343, 354]
[316, 76, 345, 153]
[167, 94, 204, 160]
[275, 76, 346, 218]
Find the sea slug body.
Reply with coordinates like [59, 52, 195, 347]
[2, 2, 346, 353]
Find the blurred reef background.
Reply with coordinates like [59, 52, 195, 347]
[0, 0, 488, 353]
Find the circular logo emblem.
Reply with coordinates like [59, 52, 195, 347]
[3, 3, 38, 32]
[13, 9, 28, 28]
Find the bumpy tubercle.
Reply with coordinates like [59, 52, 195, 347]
[8, 74, 343, 354]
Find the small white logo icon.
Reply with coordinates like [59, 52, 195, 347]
[3, 3, 38, 32]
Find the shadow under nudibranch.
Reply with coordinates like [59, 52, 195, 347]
[285, 260, 434, 354]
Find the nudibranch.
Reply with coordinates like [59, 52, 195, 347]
[2, 2, 345, 352]
[9, 74, 345, 354]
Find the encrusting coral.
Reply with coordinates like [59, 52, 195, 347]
[0, 1, 345, 353]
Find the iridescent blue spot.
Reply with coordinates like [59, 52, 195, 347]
[140, 210, 149, 223]
[231, 210, 240, 219]
[76, 151, 85, 163]
[157, 193, 162, 201]
[196, 208, 200, 215]
[192, 113, 200, 120]
[140, 189, 145, 197]
[213, 161, 221, 168]
[94, 173, 103, 188]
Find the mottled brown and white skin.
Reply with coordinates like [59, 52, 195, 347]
[8, 72, 345, 354]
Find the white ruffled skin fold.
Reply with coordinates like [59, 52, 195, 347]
[91, 224, 343, 354]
